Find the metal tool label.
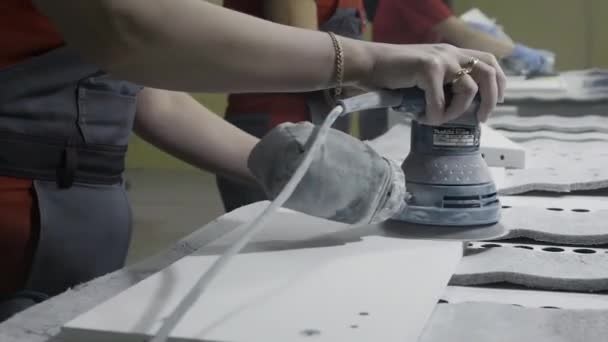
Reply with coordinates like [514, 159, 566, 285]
[432, 127, 479, 147]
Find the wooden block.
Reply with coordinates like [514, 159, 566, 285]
[480, 124, 527, 169]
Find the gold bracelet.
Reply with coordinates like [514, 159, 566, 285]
[327, 31, 344, 102]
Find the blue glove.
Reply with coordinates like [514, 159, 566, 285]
[505, 43, 554, 74]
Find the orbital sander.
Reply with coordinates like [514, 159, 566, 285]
[339, 86, 502, 235]
[392, 87, 501, 227]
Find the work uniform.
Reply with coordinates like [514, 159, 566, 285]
[218, 0, 367, 212]
[358, 0, 454, 140]
[0, 1, 139, 320]
[372, 0, 453, 45]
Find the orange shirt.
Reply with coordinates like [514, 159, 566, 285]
[0, 0, 63, 295]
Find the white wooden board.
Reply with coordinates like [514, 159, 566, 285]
[505, 75, 567, 95]
[61, 208, 463, 342]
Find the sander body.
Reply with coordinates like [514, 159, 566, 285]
[388, 88, 501, 227]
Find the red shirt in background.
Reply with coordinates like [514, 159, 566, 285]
[222, 0, 366, 126]
[372, 0, 453, 44]
[0, 0, 63, 295]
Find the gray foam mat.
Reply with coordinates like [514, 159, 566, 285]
[498, 206, 608, 245]
[419, 302, 608, 342]
[489, 114, 608, 133]
[498, 138, 608, 195]
[499, 168, 608, 195]
[450, 245, 608, 292]
[503, 130, 608, 142]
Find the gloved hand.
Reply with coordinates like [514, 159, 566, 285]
[502, 43, 555, 76]
[466, 20, 555, 76]
[248, 122, 406, 225]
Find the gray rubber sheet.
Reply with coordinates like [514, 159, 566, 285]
[498, 206, 608, 245]
[419, 302, 608, 342]
[503, 130, 608, 142]
[450, 245, 608, 292]
[489, 114, 608, 133]
[496, 130, 608, 195]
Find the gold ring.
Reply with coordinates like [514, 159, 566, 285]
[451, 68, 470, 85]
[465, 57, 480, 73]
[451, 57, 480, 84]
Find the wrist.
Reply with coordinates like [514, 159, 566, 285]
[340, 38, 375, 89]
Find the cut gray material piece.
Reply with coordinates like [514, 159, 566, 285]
[497, 138, 608, 194]
[503, 130, 608, 142]
[419, 302, 608, 342]
[489, 114, 608, 133]
[451, 245, 608, 292]
[442, 286, 608, 310]
[497, 206, 608, 245]
[500, 193, 608, 211]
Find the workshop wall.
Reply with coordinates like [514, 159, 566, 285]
[452, 0, 607, 70]
[126, 0, 607, 170]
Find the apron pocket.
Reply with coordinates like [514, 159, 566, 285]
[26, 180, 132, 296]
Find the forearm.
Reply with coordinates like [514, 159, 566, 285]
[134, 88, 258, 183]
[34, 0, 372, 93]
[434, 17, 514, 59]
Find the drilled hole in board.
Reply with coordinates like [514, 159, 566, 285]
[542, 247, 564, 252]
[300, 329, 321, 337]
[467, 242, 474, 247]
[481, 153, 485, 159]
[514, 245, 534, 250]
[572, 209, 590, 213]
[573, 249, 597, 254]
[481, 243, 502, 248]
[500, 155, 505, 160]
[438, 299, 449, 304]
[547, 208, 564, 211]
[501, 205, 512, 209]
[540, 306, 561, 310]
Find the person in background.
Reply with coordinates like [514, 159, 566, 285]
[359, 0, 551, 140]
[217, 0, 368, 213]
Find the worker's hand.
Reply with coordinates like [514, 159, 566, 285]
[363, 43, 506, 125]
[502, 44, 555, 76]
[248, 122, 406, 225]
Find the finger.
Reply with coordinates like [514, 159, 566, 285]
[444, 73, 478, 123]
[467, 60, 498, 122]
[418, 64, 446, 126]
[462, 49, 507, 103]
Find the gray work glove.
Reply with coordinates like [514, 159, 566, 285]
[248, 122, 406, 225]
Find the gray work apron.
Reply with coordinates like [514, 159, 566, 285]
[0, 47, 140, 319]
[217, 3, 366, 212]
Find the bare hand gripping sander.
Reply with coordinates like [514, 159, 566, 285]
[338, 86, 501, 227]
